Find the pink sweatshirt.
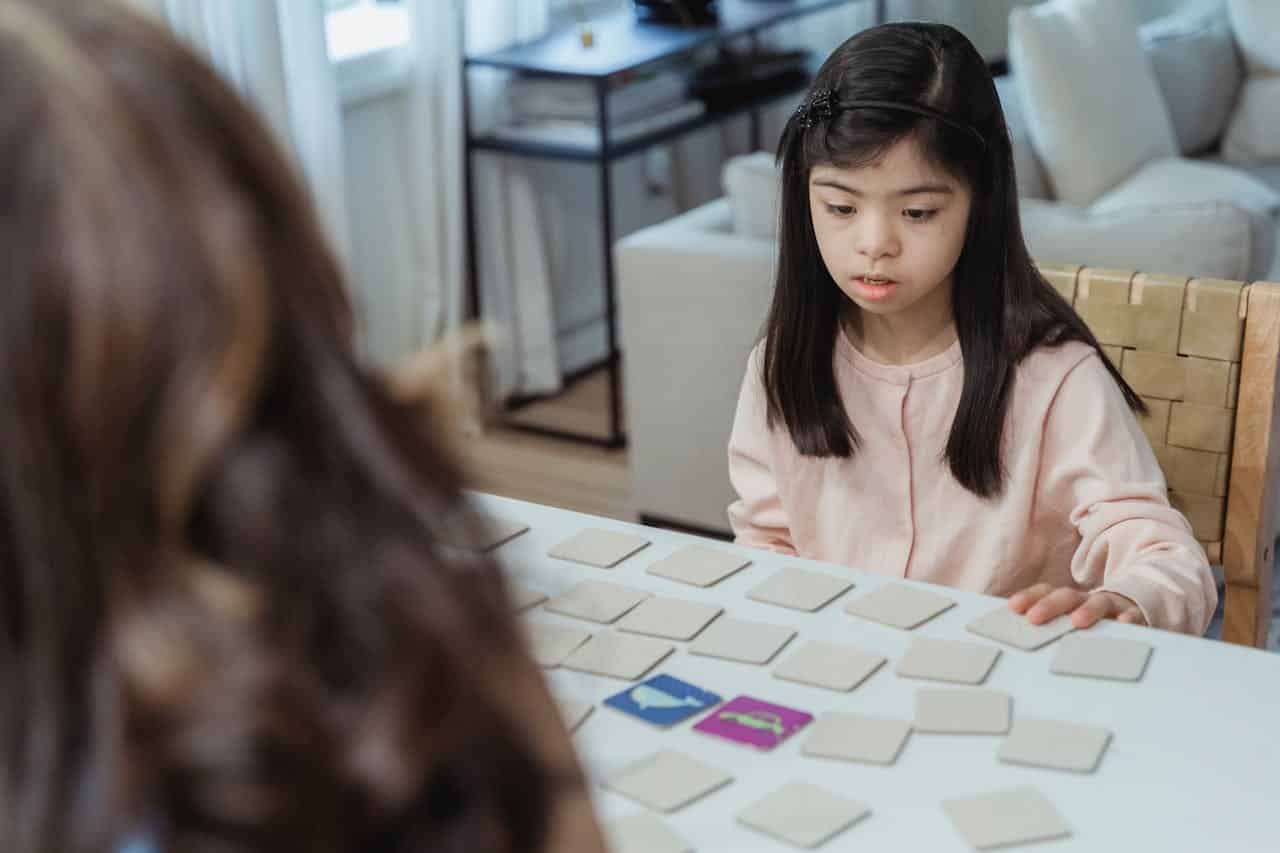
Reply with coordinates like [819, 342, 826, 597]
[728, 333, 1218, 635]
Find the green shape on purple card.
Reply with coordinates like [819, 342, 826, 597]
[693, 695, 812, 750]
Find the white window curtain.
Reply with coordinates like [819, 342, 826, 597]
[130, 0, 554, 397]
[413, 0, 563, 400]
[449, 0, 563, 399]
[126, 0, 351, 264]
[407, 0, 465, 371]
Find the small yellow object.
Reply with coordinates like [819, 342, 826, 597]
[579, 25, 594, 48]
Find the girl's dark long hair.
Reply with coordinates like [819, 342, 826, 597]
[765, 22, 1144, 497]
[0, 3, 573, 852]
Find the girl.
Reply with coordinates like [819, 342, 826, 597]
[728, 22, 1217, 636]
[0, 2, 605, 852]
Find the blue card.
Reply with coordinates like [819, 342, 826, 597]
[603, 674, 722, 727]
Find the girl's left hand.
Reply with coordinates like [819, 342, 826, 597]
[1008, 584, 1147, 629]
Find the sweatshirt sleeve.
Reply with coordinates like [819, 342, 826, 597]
[1038, 352, 1218, 635]
[727, 345, 796, 555]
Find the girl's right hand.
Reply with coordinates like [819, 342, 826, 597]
[1008, 583, 1147, 629]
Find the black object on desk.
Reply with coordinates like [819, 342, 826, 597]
[690, 46, 811, 111]
[633, 0, 721, 27]
[462, 0, 884, 448]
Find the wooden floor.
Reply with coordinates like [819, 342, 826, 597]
[459, 369, 634, 522]
[504, 361, 623, 440]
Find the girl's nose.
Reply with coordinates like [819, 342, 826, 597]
[856, 214, 899, 261]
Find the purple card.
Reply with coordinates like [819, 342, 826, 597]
[692, 695, 812, 750]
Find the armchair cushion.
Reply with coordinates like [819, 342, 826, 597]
[1140, 3, 1243, 156]
[995, 75, 1052, 200]
[1227, 0, 1280, 73]
[1222, 0, 1280, 167]
[1091, 156, 1280, 218]
[1022, 198, 1271, 283]
[1009, 0, 1177, 207]
[1089, 157, 1279, 280]
[1222, 76, 1280, 166]
[722, 151, 779, 241]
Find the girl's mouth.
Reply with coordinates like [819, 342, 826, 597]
[854, 277, 899, 300]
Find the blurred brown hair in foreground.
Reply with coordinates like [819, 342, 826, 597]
[0, 1, 604, 851]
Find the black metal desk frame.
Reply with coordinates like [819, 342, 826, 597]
[462, 0, 885, 448]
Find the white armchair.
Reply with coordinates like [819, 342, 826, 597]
[616, 200, 771, 535]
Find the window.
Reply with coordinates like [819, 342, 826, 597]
[324, 0, 410, 105]
[324, 0, 408, 64]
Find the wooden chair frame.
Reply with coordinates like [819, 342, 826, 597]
[1223, 281, 1280, 647]
[1039, 264, 1277, 647]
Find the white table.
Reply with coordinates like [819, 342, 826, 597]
[473, 492, 1280, 851]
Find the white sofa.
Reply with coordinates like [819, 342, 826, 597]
[616, 0, 1280, 534]
[998, 0, 1280, 283]
[617, 197, 775, 533]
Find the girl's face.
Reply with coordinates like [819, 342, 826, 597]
[808, 136, 972, 323]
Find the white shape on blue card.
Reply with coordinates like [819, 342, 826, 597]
[604, 674, 722, 727]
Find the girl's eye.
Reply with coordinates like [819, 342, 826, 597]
[825, 204, 855, 216]
[904, 208, 937, 222]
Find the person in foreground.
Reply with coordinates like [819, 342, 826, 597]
[727, 22, 1217, 636]
[0, 2, 606, 851]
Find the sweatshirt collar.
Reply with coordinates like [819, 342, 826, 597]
[837, 327, 963, 385]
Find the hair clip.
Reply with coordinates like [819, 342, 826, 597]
[796, 88, 836, 129]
